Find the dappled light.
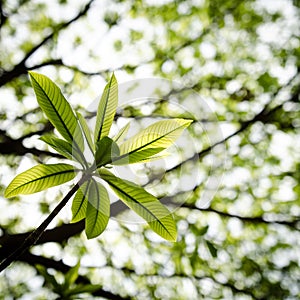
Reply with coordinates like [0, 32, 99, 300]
[0, 0, 300, 299]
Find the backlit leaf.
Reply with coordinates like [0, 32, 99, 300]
[113, 147, 165, 165]
[113, 121, 130, 143]
[64, 261, 80, 287]
[71, 181, 91, 223]
[67, 284, 103, 296]
[5, 164, 77, 198]
[99, 169, 177, 242]
[40, 135, 85, 166]
[95, 136, 120, 167]
[206, 240, 218, 258]
[29, 72, 85, 159]
[36, 265, 60, 291]
[85, 179, 110, 239]
[115, 119, 192, 164]
[94, 74, 118, 142]
[76, 112, 95, 153]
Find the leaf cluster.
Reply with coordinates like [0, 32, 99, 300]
[36, 262, 102, 299]
[5, 72, 192, 241]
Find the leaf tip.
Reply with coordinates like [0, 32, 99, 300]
[167, 227, 178, 242]
[167, 233, 177, 242]
[85, 230, 100, 240]
[110, 72, 118, 86]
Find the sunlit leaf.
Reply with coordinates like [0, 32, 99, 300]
[5, 164, 77, 198]
[113, 147, 165, 165]
[94, 73, 118, 142]
[76, 112, 95, 153]
[206, 240, 218, 258]
[29, 72, 84, 157]
[71, 181, 91, 223]
[64, 261, 80, 287]
[85, 179, 110, 239]
[113, 121, 130, 143]
[36, 265, 61, 291]
[95, 136, 120, 167]
[99, 169, 177, 242]
[66, 284, 103, 296]
[114, 119, 192, 164]
[40, 135, 85, 166]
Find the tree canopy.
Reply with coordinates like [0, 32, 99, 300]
[0, 0, 299, 299]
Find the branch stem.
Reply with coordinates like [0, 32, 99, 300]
[0, 174, 90, 272]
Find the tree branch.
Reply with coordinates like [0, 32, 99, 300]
[162, 197, 300, 230]
[1, 83, 299, 263]
[0, 129, 62, 158]
[17, 253, 132, 300]
[97, 265, 260, 299]
[28, 59, 64, 70]
[0, 1, 7, 30]
[15, 251, 257, 299]
[0, 174, 90, 272]
[0, 0, 96, 87]
[0, 221, 85, 259]
[146, 73, 300, 185]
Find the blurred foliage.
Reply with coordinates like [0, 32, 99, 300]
[0, 0, 299, 299]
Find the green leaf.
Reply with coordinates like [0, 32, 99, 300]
[113, 147, 165, 165]
[94, 73, 118, 143]
[66, 284, 103, 296]
[29, 72, 84, 156]
[71, 181, 90, 223]
[206, 240, 218, 258]
[113, 121, 130, 143]
[115, 119, 192, 164]
[99, 169, 177, 242]
[198, 225, 209, 236]
[85, 179, 110, 239]
[76, 112, 95, 153]
[36, 265, 61, 291]
[40, 135, 85, 166]
[95, 136, 120, 167]
[5, 163, 77, 198]
[64, 261, 80, 287]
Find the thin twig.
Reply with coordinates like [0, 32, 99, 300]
[0, 173, 90, 272]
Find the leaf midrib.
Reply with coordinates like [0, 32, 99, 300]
[88, 179, 101, 233]
[105, 177, 174, 239]
[8, 169, 77, 195]
[32, 75, 85, 163]
[32, 76, 74, 142]
[96, 76, 114, 142]
[115, 123, 188, 162]
[73, 181, 90, 220]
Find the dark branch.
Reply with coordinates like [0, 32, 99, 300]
[0, 221, 85, 259]
[146, 74, 300, 184]
[200, 207, 300, 228]
[0, 0, 96, 87]
[162, 198, 300, 230]
[18, 253, 132, 300]
[0, 174, 90, 272]
[98, 265, 259, 299]
[0, 129, 62, 158]
[28, 59, 64, 70]
[2, 194, 297, 265]
[0, 1, 8, 30]
[1, 89, 299, 259]
[16, 251, 256, 299]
